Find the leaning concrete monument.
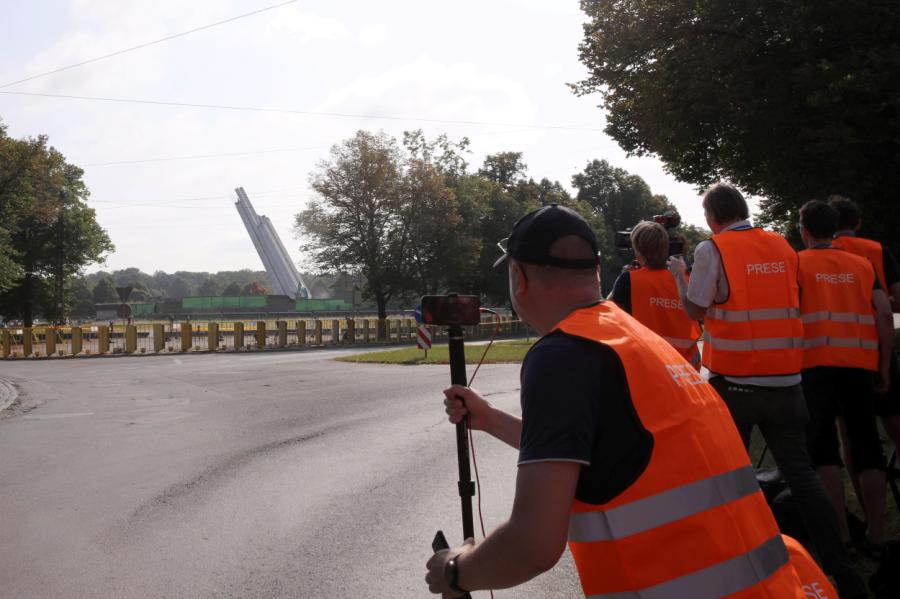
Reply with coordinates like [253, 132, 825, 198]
[234, 187, 311, 299]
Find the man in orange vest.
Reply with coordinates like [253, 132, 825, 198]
[609, 220, 702, 367]
[829, 195, 900, 463]
[783, 535, 839, 598]
[798, 199, 891, 552]
[425, 204, 806, 597]
[667, 183, 866, 598]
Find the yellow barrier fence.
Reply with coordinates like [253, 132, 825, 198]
[0, 316, 530, 360]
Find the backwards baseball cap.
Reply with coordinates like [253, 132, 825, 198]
[493, 204, 601, 268]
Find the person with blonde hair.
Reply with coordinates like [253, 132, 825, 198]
[609, 220, 701, 366]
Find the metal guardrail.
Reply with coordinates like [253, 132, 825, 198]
[0, 316, 527, 359]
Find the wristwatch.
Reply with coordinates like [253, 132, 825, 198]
[444, 554, 468, 594]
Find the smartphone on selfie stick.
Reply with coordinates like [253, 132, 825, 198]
[422, 294, 480, 598]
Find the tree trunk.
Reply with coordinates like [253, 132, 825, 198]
[22, 272, 33, 328]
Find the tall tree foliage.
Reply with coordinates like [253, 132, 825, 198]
[572, 159, 677, 289]
[573, 0, 900, 253]
[296, 131, 409, 319]
[0, 122, 113, 325]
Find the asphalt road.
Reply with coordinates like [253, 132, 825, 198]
[0, 348, 581, 598]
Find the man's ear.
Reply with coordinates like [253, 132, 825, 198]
[511, 262, 528, 296]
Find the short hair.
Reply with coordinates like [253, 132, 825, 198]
[827, 195, 861, 230]
[799, 200, 838, 239]
[630, 221, 669, 269]
[702, 182, 749, 224]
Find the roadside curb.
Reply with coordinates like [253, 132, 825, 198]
[0, 378, 18, 412]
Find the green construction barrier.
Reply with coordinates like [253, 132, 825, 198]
[294, 298, 353, 312]
[129, 302, 156, 317]
[240, 296, 267, 309]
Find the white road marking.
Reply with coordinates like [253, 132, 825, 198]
[23, 412, 95, 420]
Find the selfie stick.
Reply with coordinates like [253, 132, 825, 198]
[448, 323, 476, 541]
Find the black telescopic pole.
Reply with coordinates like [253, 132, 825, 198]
[447, 324, 475, 541]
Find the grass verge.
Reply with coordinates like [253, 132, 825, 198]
[336, 338, 536, 365]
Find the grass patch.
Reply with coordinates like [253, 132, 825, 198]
[336, 338, 536, 365]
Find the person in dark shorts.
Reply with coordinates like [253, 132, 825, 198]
[830, 196, 900, 467]
[797, 200, 892, 550]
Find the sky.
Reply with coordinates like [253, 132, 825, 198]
[1, 0, 713, 275]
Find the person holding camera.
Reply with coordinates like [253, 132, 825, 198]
[796, 199, 891, 552]
[609, 220, 702, 367]
[667, 183, 866, 598]
[426, 204, 805, 598]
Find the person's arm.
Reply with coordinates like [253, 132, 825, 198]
[443, 385, 521, 449]
[872, 288, 894, 393]
[668, 256, 707, 320]
[425, 461, 580, 594]
[890, 282, 900, 313]
[607, 270, 632, 313]
[881, 246, 900, 312]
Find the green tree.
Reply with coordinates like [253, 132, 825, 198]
[296, 130, 410, 319]
[573, 0, 900, 253]
[222, 282, 242, 296]
[572, 159, 672, 289]
[92, 277, 119, 303]
[197, 278, 220, 296]
[69, 278, 95, 319]
[478, 152, 528, 191]
[401, 133, 479, 296]
[0, 124, 113, 324]
[129, 282, 153, 302]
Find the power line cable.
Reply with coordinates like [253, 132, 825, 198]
[0, 90, 605, 131]
[79, 145, 325, 166]
[0, 0, 299, 89]
[78, 127, 540, 167]
[88, 187, 308, 205]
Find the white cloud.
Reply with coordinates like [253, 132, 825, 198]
[262, 7, 350, 44]
[358, 23, 387, 46]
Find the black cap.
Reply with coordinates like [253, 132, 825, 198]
[494, 204, 600, 269]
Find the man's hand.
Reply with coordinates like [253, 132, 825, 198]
[425, 538, 475, 597]
[667, 255, 688, 282]
[443, 385, 492, 432]
[873, 368, 891, 395]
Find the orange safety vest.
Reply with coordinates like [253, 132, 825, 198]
[799, 248, 879, 371]
[782, 535, 838, 598]
[629, 267, 702, 363]
[832, 234, 888, 292]
[555, 302, 803, 598]
[704, 228, 804, 376]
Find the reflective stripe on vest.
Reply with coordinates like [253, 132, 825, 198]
[799, 248, 879, 370]
[586, 535, 789, 599]
[706, 307, 800, 322]
[554, 303, 803, 598]
[703, 228, 803, 376]
[804, 336, 878, 350]
[660, 335, 695, 349]
[569, 466, 757, 542]
[802, 310, 875, 325]
[705, 335, 804, 352]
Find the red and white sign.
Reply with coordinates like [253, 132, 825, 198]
[417, 326, 432, 350]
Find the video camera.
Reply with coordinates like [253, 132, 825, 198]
[615, 210, 685, 259]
